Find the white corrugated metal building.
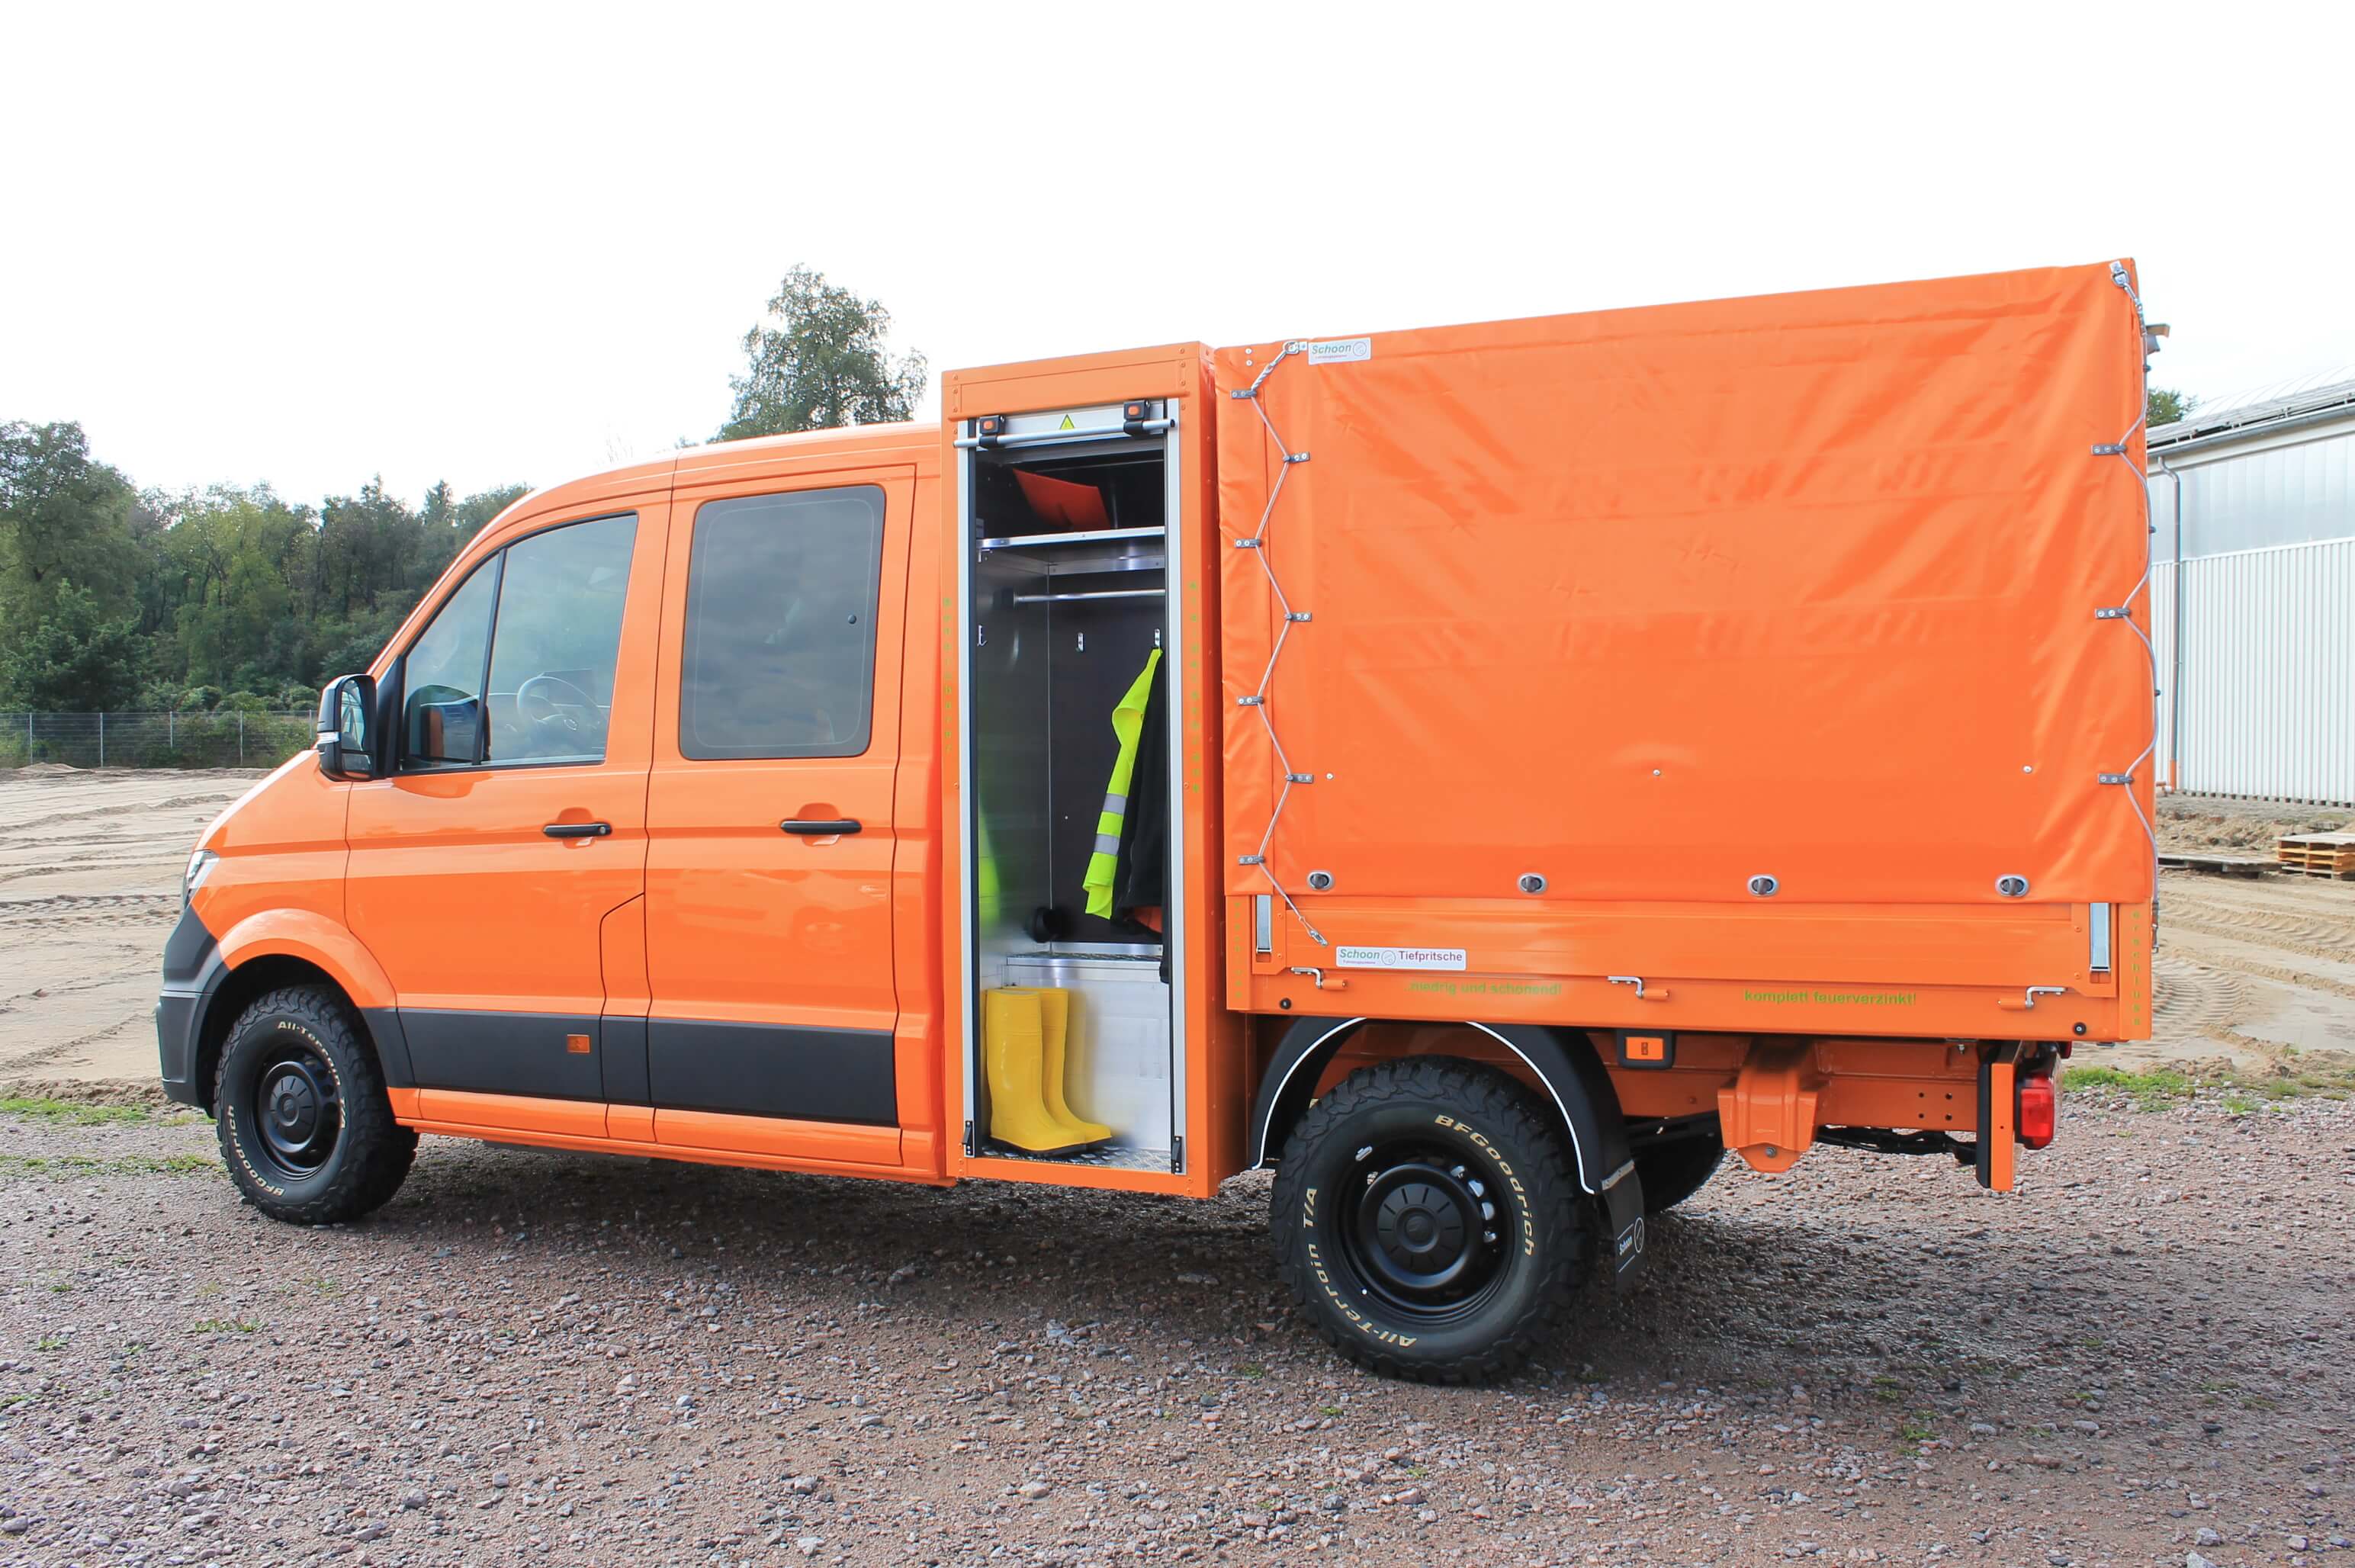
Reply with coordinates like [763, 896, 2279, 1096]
[2146, 378, 2355, 806]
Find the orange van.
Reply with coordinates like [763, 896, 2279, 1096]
[159, 260, 2156, 1382]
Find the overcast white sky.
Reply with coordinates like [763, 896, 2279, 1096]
[5, 2, 2350, 509]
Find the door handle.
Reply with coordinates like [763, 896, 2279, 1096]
[780, 818, 863, 836]
[543, 821, 612, 839]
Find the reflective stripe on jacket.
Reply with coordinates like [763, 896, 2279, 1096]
[1083, 647, 1162, 919]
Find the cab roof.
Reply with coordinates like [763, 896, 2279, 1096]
[494, 419, 943, 534]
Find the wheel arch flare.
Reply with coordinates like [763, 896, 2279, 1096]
[1246, 1016, 1650, 1281]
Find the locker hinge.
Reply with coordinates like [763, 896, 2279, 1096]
[1170, 1136, 1184, 1174]
[962, 1118, 975, 1158]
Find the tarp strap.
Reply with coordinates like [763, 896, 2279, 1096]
[1227, 341, 1327, 946]
[2094, 260, 2161, 882]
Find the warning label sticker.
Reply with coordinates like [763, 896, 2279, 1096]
[1335, 945, 1466, 972]
[1308, 337, 1372, 365]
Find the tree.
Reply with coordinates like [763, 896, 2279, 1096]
[0, 420, 141, 622]
[454, 483, 530, 541]
[2148, 387, 2199, 429]
[717, 265, 927, 440]
[0, 581, 148, 708]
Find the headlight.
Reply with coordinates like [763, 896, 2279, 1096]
[183, 849, 219, 907]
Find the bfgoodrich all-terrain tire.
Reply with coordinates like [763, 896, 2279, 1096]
[214, 984, 416, 1224]
[1634, 1137, 1725, 1216]
[1271, 1057, 1590, 1384]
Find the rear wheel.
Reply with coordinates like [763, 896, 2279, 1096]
[1634, 1136, 1725, 1215]
[214, 985, 415, 1224]
[1271, 1057, 1589, 1384]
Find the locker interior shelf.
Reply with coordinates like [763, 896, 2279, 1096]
[979, 525, 1166, 551]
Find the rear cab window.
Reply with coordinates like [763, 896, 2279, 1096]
[678, 487, 885, 760]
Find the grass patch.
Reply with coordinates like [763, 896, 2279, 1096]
[191, 1317, 260, 1335]
[2061, 1065, 2196, 1108]
[2064, 1058, 2355, 1111]
[1898, 1412, 1936, 1444]
[0, 1096, 148, 1125]
[0, 1152, 216, 1178]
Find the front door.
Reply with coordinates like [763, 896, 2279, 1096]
[642, 469, 911, 1145]
[347, 500, 667, 1120]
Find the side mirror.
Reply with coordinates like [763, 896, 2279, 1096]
[316, 673, 378, 780]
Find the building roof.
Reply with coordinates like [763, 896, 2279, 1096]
[2150, 373, 2355, 450]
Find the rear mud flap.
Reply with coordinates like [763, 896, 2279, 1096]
[1601, 1161, 1647, 1290]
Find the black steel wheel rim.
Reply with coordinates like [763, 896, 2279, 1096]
[252, 1040, 341, 1178]
[1341, 1139, 1512, 1323]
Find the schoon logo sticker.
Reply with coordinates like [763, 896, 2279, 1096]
[1308, 337, 1371, 365]
[1335, 946, 1466, 972]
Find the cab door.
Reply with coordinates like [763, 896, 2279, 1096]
[345, 498, 668, 1132]
[641, 464, 911, 1159]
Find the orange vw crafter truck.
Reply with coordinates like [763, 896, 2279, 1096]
[157, 260, 2158, 1383]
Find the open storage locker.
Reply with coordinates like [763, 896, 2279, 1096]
[955, 399, 1189, 1174]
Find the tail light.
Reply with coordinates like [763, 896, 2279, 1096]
[2017, 1072, 2057, 1149]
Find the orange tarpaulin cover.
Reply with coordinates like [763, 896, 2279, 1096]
[1214, 262, 2153, 911]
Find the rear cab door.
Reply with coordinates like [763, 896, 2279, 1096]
[641, 435, 923, 1172]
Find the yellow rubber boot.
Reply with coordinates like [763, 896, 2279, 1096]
[983, 988, 1096, 1155]
[1035, 987, 1111, 1145]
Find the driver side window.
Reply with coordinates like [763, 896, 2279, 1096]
[400, 512, 638, 770]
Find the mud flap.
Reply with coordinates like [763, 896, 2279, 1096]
[1600, 1160, 1648, 1290]
[1974, 1043, 2019, 1192]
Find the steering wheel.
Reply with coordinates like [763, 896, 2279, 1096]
[516, 673, 598, 734]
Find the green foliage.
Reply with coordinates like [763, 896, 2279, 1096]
[2147, 387, 2199, 428]
[718, 265, 927, 439]
[0, 581, 149, 708]
[0, 420, 142, 619]
[0, 437, 530, 714]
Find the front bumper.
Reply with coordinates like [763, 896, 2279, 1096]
[157, 901, 223, 1107]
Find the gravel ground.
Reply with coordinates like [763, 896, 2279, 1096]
[2, 1091, 2350, 1567]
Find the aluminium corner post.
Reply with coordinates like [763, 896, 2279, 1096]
[1161, 406, 1187, 1173]
[98, 711, 104, 769]
[954, 423, 978, 1158]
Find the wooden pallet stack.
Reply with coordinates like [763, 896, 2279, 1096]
[2274, 831, 2355, 879]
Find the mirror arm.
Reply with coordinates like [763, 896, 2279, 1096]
[374, 656, 403, 777]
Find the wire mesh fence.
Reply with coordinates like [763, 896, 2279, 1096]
[0, 712, 313, 770]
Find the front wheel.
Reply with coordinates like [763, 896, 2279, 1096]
[1271, 1057, 1589, 1384]
[214, 984, 416, 1224]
